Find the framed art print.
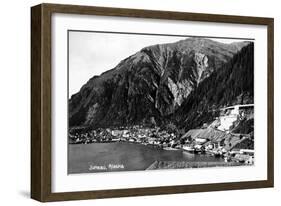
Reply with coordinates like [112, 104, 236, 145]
[31, 3, 274, 202]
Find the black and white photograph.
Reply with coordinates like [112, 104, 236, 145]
[67, 31, 254, 174]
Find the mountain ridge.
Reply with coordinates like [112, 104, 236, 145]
[69, 37, 253, 130]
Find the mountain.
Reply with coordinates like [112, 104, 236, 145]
[69, 37, 253, 130]
[173, 42, 254, 130]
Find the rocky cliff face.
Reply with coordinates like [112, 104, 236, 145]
[69, 38, 251, 129]
[174, 42, 254, 130]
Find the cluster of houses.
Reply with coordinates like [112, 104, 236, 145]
[179, 103, 255, 165]
[69, 104, 255, 165]
[69, 125, 178, 148]
[179, 133, 254, 165]
[69, 127, 254, 165]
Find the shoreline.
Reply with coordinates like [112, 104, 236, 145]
[68, 143, 246, 174]
[146, 160, 243, 170]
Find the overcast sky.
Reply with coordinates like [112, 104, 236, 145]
[69, 31, 248, 96]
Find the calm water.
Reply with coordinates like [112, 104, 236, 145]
[68, 142, 224, 174]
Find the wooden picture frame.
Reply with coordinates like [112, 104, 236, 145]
[31, 3, 274, 202]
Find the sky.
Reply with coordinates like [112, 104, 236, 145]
[69, 31, 250, 96]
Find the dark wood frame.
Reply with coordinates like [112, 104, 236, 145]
[31, 3, 274, 202]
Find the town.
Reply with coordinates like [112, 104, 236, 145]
[69, 104, 254, 166]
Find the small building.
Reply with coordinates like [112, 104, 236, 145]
[111, 130, 123, 137]
[239, 149, 254, 156]
[195, 138, 207, 144]
[129, 138, 136, 142]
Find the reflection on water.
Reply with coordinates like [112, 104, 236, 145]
[68, 142, 224, 174]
